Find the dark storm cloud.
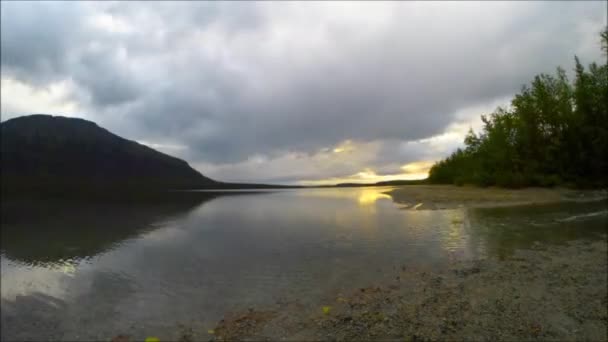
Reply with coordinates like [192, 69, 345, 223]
[2, 1, 606, 178]
[0, 1, 86, 84]
[0, 1, 140, 107]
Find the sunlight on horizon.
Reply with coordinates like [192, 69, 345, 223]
[299, 161, 432, 186]
[357, 188, 393, 206]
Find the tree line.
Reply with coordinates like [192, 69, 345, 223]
[428, 29, 608, 188]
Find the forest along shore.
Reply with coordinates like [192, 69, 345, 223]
[385, 185, 608, 210]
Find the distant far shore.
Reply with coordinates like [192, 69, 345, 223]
[2, 182, 607, 202]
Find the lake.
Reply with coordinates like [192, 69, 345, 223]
[1, 187, 607, 341]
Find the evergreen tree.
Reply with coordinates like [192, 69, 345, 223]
[429, 29, 608, 188]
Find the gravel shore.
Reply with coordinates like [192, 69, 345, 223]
[208, 237, 607, 341]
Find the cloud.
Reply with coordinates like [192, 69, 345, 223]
[0, 77, 81, 121]
[0, 1, 89, 84]
[1, 1, 606, 182]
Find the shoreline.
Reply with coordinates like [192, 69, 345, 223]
[206, 237, 607, 341]
[384, 185, 608, 210]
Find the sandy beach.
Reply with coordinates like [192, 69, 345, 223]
[385, 185, 607, 210]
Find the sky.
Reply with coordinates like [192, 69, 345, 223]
[1, 1, 606, 185]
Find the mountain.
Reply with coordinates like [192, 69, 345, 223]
[1, 114, 218, 194]
[0, 114, 420, 195]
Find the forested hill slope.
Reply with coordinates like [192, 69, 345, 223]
[429, 29, 608, 188]
[1, 114, 218, 193]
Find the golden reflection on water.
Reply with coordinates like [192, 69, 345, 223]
[294, 188, 472, 253]
[356, 189, 392, 206]
[294, 187, 395, 208]
[295, 186, 391, 198]
[293, 188, 394, 236]
[441, 210, 468, 253]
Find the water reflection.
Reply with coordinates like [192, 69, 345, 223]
[441, 210, 468, 252]
[1, 188, 606, 341]
[294, 187, 394, 205]
[465, 200, 608, 259]
[1, 193, 221, 265]
[356, 188, 393, 206]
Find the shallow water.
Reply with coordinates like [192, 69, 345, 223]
[1, 187, 606, 341]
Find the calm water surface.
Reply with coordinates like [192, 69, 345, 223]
[1, 187, 606, 340]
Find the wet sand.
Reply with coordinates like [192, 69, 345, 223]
[208, 238, 607, 341]
[385, 185, 607, 210]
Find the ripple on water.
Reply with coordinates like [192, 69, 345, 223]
[1, 189, 607, 341]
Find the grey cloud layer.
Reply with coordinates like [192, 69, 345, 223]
[1, 2, 606, 180]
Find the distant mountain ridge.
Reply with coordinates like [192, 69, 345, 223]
[0, 114, 424, 196]
[1, 114, 217, 194]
